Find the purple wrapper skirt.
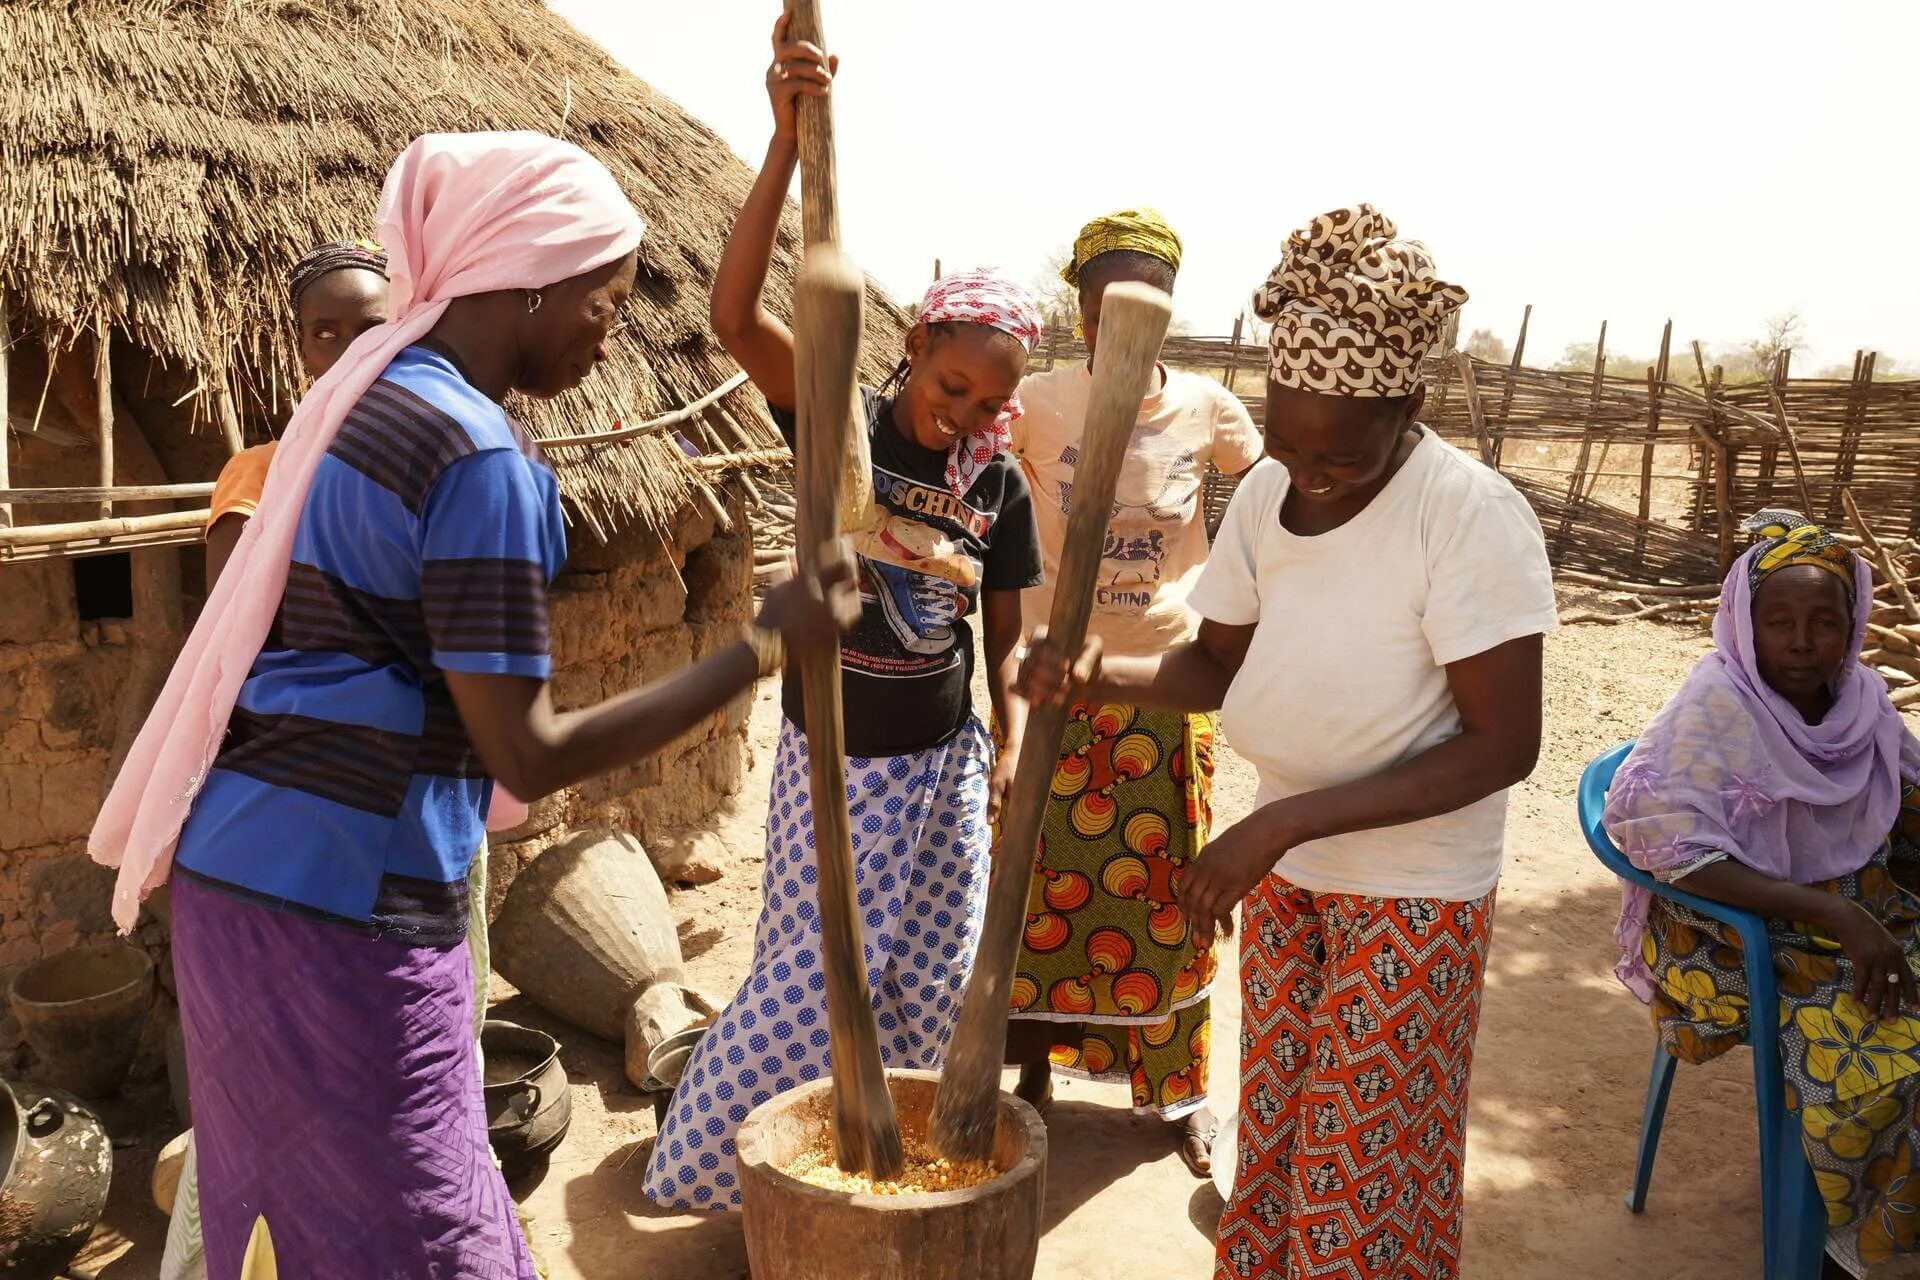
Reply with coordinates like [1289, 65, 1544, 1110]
[171, 873, 535, 1279]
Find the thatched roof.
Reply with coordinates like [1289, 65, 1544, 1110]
[0, 0, 906, 539]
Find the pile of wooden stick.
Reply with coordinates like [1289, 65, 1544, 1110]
[1555, 570, 1721, 626]
[750, 471, 797, 594]
[1845, 490, 1920, 711]
[1559, 490, 1920, 717]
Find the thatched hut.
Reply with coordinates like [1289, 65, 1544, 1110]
[0, 0, 905, 1067]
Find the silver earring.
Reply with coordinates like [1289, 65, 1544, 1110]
[526, 292, 543, 315]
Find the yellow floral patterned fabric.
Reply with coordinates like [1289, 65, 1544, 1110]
[1643, 840, 1920, 1274]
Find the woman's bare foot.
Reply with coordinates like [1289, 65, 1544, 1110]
[1014, 1061, 1053, 1115]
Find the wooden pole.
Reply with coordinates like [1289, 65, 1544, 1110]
[933, 258, 942, 281]
[1632, 321, 1672, 570]
[1554, 320, 1606, 556]
[1830, 351, 1874, 522]
[0, 482, 216, 505]
[0, 289, 11, 530]
[103, 391, 186, 779]
[782, 0, 874, 534]
[1755, 348, 1787, 505]
[1454, 352, 1495, 467]
[790, 247, 901, 1178]
[931, 282, 1174, 1162]
[1846, 487, 1920, 624]
[1219, 313, 1244, 390]
[1691, 341, 1736, 577]
[1488, 303, 1530, 467]
[0, 508, 210, 549]
[1758, 378, 1812, 518]
[214, 379, 246, 457]
[95, 319, 113, 520]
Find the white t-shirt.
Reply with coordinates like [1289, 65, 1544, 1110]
[1187, 430, 1558, 901]
[1013, 363, 1261, 658]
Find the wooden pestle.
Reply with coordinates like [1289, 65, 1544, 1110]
[930, 282, 1174, 1161]
[782, 0, 875, 534]
[792, 246, 903, 1178]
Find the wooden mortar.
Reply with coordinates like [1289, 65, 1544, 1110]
[737, 1070, 1046, 1280]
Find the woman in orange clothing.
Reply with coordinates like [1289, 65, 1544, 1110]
[1022, 206, 1556, 1280]
[203, 241, 390, 585]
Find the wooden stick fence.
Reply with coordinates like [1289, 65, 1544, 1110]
[1031, 314, 1917, 587]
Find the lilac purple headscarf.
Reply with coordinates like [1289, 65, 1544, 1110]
[1604, 530, 1920, 1000]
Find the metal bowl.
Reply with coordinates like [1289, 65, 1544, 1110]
[638, 1025, 705, 1128]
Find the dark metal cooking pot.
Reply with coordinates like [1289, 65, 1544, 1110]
[0, 1076, 112, 1279]
[481, 1021, 569, 1179]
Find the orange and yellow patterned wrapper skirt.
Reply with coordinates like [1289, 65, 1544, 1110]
[1217, 879, 1495, 1280]
[1009, 702, 1218, 1119]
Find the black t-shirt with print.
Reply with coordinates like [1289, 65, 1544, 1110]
[769, 387, 1044, 757]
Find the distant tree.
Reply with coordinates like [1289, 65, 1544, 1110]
[1031, 248, 1078, 330]
[1708, 309, 1806, 384]
[1554, 341, 1651, 380]
[1748, 309, 1805, 378]
[1463, 328, 1509, 363]
[1813, 354, 1901, 380]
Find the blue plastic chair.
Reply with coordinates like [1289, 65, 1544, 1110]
[1580, 742, 1826, 1279]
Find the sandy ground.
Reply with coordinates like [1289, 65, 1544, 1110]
[77, 604, 1802, 1279]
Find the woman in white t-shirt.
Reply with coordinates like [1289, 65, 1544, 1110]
[1022, 205, 1556, 1280]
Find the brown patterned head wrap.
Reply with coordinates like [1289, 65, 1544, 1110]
[1252, 204, 1468, 398]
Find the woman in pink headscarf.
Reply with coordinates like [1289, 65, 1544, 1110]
[641, 20, 1045, 1212]
[91, 131, 856, 1277]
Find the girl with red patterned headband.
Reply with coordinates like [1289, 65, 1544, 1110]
[643, 15, 1046, 1213]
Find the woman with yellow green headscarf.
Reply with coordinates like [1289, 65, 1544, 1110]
[1005, 208, 1262, 1177]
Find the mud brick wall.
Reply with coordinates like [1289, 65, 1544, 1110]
[0, 557, 168, 1073]
[480, 490, 757, 914]
[0, 475, 756, 1071]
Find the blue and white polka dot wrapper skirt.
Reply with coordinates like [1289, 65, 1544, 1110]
[643, 716, 992, 1211]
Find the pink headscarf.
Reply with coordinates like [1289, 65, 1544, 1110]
[90, 132, 646, 931]
[916, 269, 1042, 498]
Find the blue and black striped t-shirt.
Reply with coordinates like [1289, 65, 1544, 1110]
[174, 346, 566, 944]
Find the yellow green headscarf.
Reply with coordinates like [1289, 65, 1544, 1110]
[1061, 209, 1182, 287]
[1743, 509, 1856, 592]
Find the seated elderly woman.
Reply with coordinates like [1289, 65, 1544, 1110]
[1606, 510, 1920, 1278]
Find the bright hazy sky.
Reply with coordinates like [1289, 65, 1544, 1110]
[552, 0, 1918, 374]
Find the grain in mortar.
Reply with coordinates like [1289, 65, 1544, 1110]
[782, 1133, 997, 1195]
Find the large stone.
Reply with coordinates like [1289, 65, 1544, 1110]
[647, 828, 729, 886]
[622, 980, 711, 1090]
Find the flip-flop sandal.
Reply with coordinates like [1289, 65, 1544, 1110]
[1177, 1110, 1218, 1180]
